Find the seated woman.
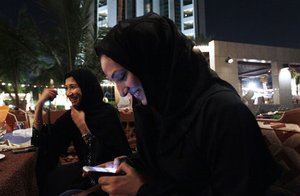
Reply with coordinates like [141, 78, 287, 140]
[32, 69, 131, 196]
[94, 13, 281, 195]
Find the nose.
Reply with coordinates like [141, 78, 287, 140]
[66, 88, 72, 97]
[116, 84, 128, 97]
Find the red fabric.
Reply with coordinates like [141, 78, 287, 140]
[0, 151, 38, 196]
[261, 128, 300, 194]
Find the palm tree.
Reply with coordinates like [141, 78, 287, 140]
[36, 0, 97, 73]
[0, 0, 105, 108]
[290, 67, 300, 95]
[194, 33, 213, 45]
[0, 8, 40, 108]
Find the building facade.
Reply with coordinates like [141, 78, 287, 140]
[96, 0, 300, 110]
[96, 0, 205, 39]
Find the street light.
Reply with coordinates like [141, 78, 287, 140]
[225, 57, 234, 64]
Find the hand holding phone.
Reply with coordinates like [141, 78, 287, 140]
[83, 166, 125, 178]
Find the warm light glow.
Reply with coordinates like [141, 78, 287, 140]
[247, 82, 257, 89]
[240, 58, 272, 64]
[279, 67, 292, 89]
[225, 57, 233, 64]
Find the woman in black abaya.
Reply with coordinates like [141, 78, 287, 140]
[33, 69, 131, 195]
[95, 13, 281, 196]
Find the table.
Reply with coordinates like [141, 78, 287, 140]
[0, 151, 38, 196]
[0, 131, 38, 196]
[257, 121, 300, 194]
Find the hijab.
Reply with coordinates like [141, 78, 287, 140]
[95, 13, 235, 154]
[64, 68, 104, 112]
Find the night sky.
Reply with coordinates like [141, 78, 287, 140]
[205, 0, 300, 49]
[1, 0, 300, 49]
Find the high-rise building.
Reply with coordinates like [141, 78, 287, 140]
[95, 0, 206, 40]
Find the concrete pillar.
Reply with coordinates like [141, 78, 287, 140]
[278, 67, 293, 109]
[271, 61, 280, 104]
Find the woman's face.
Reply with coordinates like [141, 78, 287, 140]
[65, 76, 82, 108]
[100, 54, 147, 105]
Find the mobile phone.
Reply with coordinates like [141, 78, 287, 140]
[82, 166, 124, 177]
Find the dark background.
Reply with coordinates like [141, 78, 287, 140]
[205, 0, 300, 49]
[1, 0, 300, 49]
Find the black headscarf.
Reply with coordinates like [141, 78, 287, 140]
[95, 14, 282, 194]
[64, 68, 104, 111]
[95, 13, 234, 154]
[96, 13, 222, 115]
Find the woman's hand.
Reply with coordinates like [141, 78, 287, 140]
[71, 107, 89, 134]
[96, 155, 128, 169]
[98, 162, 145, 196]
[38, 88, 57, 104]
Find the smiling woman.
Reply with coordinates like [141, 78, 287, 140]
[101, 54, 147, 105]
[94, 12, 281, 196]
[32, 68, 131, 196]
[64, 77, 82, 107]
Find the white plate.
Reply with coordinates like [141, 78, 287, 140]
[0, 153, 5, 160]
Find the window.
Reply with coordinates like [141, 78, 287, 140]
[184, 21, 193, 30]
[183, 9, 193, 18]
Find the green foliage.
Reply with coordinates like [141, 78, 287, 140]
[36, 0, 97, 73]
[97, 27, 112, 40]
[290, 67, 300, 85]
[0, 6, 41, 107]
[0, 0, 107, 108]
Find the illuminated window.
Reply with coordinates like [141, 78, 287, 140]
[98, 12, 108, 27]
[183, 9, 193, 18]
[144, 0, 152, 13]
[184, 21, 193, 30]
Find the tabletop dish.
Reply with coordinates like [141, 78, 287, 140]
[0, 153, 5, 160]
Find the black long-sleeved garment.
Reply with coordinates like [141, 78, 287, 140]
[34, 69, 131, 196]
[132, 83, 281, 196]
[96, 13, 281, 196]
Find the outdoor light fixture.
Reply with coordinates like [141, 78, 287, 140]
[225, 57, 234, 64]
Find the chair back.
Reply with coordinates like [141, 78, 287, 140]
[5, 108, 30, 132]
[279, 108, 300, 126]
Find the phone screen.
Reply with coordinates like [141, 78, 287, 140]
[83, 166, 116, 173]
[83, 166, 123, 177]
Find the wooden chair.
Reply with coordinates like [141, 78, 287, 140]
[5, 108, 30, 132]
[257, 108, 300, 126]
[119, 110, 136, 151]
[0, 106, 9, 134]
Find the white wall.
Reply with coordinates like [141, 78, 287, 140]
[209, 40, 300, 106]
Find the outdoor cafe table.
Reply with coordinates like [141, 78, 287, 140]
[0, 132, 38, 196]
